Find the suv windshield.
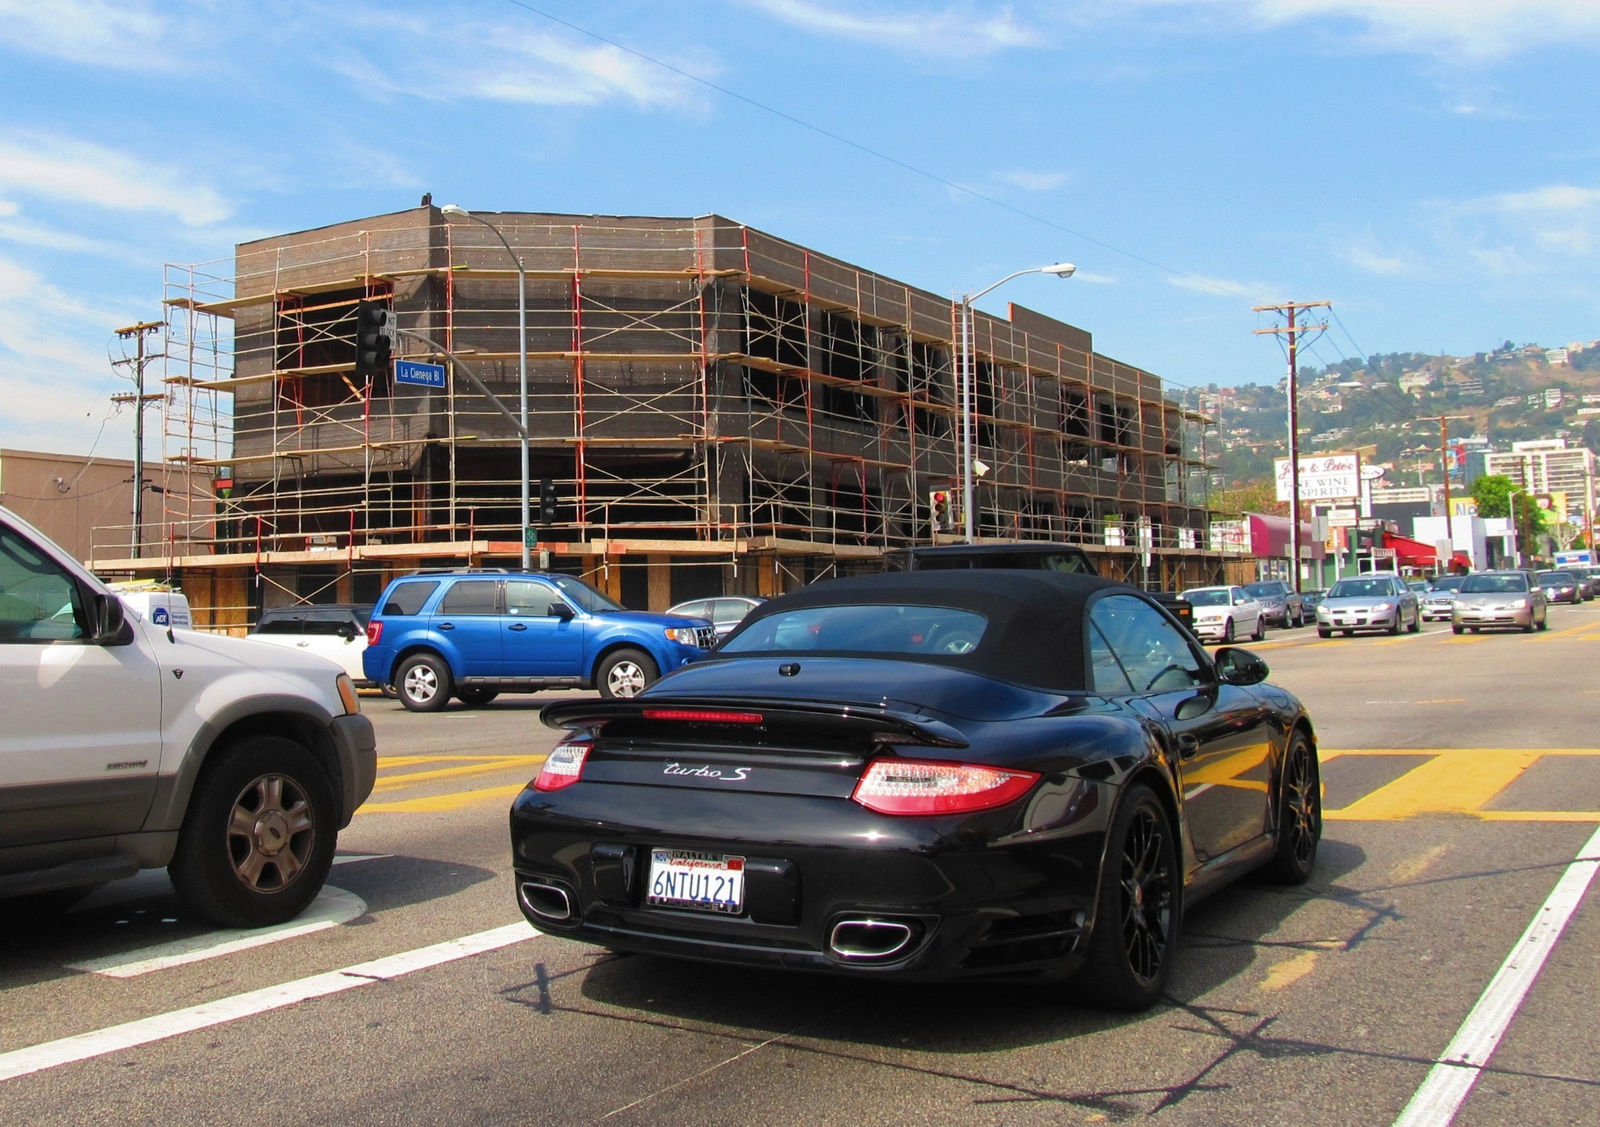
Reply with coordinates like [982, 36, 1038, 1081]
[1328, 578, 1396, 598]
[1182, 590, 1230, 607]
[1460, 574, 1529, 594]
[721, 604, 988, 656]
[545, 574, 624, 614]
[1243, 583, 1284, 598]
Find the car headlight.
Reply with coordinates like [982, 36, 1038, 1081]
[664, 626, 701, 644]
[1509, 598, 1528, 609]
[336, 673, 361, 715]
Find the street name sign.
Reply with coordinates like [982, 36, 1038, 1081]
[394, 360, 447, 389]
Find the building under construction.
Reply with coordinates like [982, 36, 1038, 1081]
[89, 206, 1222, 628]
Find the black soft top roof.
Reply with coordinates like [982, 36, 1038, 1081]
[728, 569, 1139, 692]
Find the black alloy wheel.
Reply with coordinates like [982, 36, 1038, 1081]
[1072, 785, 1179, 1011]
[1262, 731, 1321, 884]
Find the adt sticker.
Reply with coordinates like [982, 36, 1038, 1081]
[152, 606, 170, 625]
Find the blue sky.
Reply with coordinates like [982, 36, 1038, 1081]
[2, 0, 1599, 459]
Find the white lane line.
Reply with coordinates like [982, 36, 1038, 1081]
[1392, 823, 1600, 1127]
[331, 853, 391, 865]
[0, 922, 537, 1084]
[67, 887, 367, 979]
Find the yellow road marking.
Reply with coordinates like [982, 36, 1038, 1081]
[1389, 844, 1449, 883]
[1477, 811, 1600, 823]
[372, 756, 546, 791]
[377, 754, 542, 767]
[1259, 951, 1319, 991]
[358, 782, 531, 814]
[1329, 749, 1544, 820]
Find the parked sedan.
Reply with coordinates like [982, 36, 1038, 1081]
[1315, 574, 1420, 637]
[666, 596, 767, 639]
[1452, 571, 1548, 634]
[249, 604, 381, 687]
[511, 570, 1320, 1011]
[1242, 580, 1305, 627]
[1420, 574, 1466, 621]
[1534, 569, 1584, 605]
[1179, 586, 1266, 644]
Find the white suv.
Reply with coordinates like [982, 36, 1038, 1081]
[0, 505, 377, 927]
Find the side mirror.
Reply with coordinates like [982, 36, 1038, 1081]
[1214, 646, 1269, 686]
[338, 622, 359, 640]
[93, 593, 127, 644]
[547, 601, 575, 621]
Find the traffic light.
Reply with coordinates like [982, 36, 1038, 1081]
[354, 301, 392, 379]
[930, 490, 952, 534]
[539, 477, 558, 525]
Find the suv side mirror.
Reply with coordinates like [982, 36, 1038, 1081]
[547, 601, 575, 621]
[92, 592, 127, 644]
[1214, 646, 1269, 686]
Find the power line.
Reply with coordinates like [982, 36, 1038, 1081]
[498, 0, 1244, 297]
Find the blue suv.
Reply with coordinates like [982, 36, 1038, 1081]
[363, 570, 716, 711]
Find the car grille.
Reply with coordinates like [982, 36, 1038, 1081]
[695, 625, 718, 648]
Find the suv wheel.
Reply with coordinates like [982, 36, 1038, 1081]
[457, 687, 499, 707]
[169, 736, 337, 928]
[597, 648, 658, 700]
[397, 653, 453, 712]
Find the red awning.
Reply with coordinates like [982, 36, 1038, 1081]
[1385, 533, 1469, 569]
[1245, 512, 1326, 560]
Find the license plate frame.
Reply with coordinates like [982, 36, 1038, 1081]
[645, 848, 746, 915]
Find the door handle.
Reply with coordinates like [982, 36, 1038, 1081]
[438, 622, 454, 631]
[1176, 733, 1201, 759]
[508, 623, 527, 632]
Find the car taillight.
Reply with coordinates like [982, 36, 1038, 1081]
[851, 757, 1040, 816]
[534, 739, 591, 791]
[641, 708, 764, 724]
[366, 621, 383, 645]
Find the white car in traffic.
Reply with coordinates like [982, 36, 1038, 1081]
[1179, 585, 1267, 644]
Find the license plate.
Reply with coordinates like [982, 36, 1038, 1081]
[646, 849, 745, 914]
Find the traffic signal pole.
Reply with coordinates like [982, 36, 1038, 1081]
[1254, 301, 1330, 592]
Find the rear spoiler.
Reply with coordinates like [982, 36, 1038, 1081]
[540, 696, 969, 749]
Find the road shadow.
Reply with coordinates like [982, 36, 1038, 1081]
[568, 838, 1371, 1056]
[0, 855, 496, 989]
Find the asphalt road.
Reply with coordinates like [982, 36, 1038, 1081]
[4, 604, 1600, 1125]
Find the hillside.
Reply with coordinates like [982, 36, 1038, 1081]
[1186, 340, 1600, 486]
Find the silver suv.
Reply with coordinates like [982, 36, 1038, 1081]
[0, 505, 377, 927]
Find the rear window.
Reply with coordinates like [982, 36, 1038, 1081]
[439, 580, 499, 615]
[721, 604, 988, 656]
[381, 581, 440, 617]
[1243, 582, 1283, 597]
[1183, 589, 1229, 607]
[254, 616, 302, 635]
[1460, 574, 1529, 594]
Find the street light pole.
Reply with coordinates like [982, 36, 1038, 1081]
[441, 206, 530, 570]
[956, 264, 1076, 542]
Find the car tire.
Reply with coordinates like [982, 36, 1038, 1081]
[1317, 627, 1331, 639]
[1452, 624, 1464, 635]
[1071, 785, 1180, 1011]
[597, 647, 658, 700]
[378, 683, 398, 700]
[1261, 730, 1320, 884]
[1406, 611, 1420, 633]
[1388, 614, 1402, 635]
[1251, 616, 1266, 642]
[456, 688, 500, 707]
[1522, 617, 1535, 633]
[1536, 615, 1549, 632]
[397, 653, 453, 712]
[168, 736, 337, 929]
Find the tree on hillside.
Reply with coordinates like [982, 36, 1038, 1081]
[1213, 480, 1285, 520]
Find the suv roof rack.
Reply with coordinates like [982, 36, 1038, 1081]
[406, 567, 517, 576]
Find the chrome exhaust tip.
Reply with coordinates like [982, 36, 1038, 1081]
[827, 918, 917, 962]
[519, 880, 577, 923]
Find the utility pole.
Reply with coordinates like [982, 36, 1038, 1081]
[1421, 414, 1472, 563]
[1253, 301, 1330, 593]
[112, 320, 165, 558]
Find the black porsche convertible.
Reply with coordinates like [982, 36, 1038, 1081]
[509, 571, 1321, 1010]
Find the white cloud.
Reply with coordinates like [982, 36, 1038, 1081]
[1168, 272, 1281, 300]
[996, 170, 1072, 191]
[1340, 246, 1410, 276]
[740, 0, 1038, 56]
[0, 0, 175, 70]
[0, 132, 232, 226]
[322, 12, 707, 110]
[1071, 270, 1119, 285]
[1134, 1, 1600, 60]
